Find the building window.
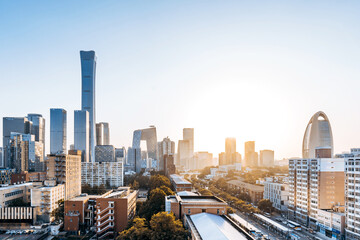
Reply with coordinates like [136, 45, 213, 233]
[188, 209, 191, 214]
[202, 209, 206, 213]
[217, 209, 220, 214]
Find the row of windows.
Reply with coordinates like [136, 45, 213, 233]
[5, 190, 24, 198]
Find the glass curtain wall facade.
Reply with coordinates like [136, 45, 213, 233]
[50, 108, 67, 154]
[26, 114, 45, 157]
[80, 50, 97, 162]
[74, 110, 89, 162]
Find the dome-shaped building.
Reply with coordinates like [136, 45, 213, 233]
[302, 111, 333, 158]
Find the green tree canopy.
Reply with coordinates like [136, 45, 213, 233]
[149, 174, 171, 190]
[258, 199, 274, 213]
[117, 217, 151, 240]
[149, 212, 188, 240]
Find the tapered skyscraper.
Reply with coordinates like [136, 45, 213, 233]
[80, 50, 97, 162]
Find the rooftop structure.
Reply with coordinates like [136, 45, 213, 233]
[170, 174, 192, 192]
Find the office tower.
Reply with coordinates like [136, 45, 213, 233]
[80, 50, 97, 162]
[132, 126, 157, 172]
[164, 154, 176, 176]
[26, 114, 45, 157]
[158, 137, 175, 171]
[219, 152, 226, 166]
[127, 147, 142, 173]
[259, 150, 275, 167]
[81, 160, 124, 188]
[303, 111, 333, 158]
[96, 122, 110, 146]
[2, 117, 29, 167]
[194, 152, 213, 170]
[95, 145, 115, 162]
[47, 150, 81, 200]
[0, 148, 2, 168]
[50, 108, 67, 155]
[74, 110, 89, 162]
[244, 141, 258, 167]
[288, 158, 345, 228]
[225, 138, 236, 165]
[177, 128, 194, 170]
[115, 147, 126, 163]
[344, 148, 360, 239]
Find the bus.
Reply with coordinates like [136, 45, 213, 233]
[287, 221, 302, 231]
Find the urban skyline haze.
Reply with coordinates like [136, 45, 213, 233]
[1, 1, 360, 159]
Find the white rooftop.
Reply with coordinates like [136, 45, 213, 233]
[254, 214, 289, 232]
[190, 213, 248, 240]
[170, 174, 191, 185]
[177, 191, 198, 196]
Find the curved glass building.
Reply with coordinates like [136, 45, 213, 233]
[302, 111, 333, 158]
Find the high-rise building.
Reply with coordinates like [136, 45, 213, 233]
[303, 111, 333, 158]
[96, 122, 110, 146]
[225, 138, 236, 165]
[158, 137, 175, 171]
[288, 158, 344, 228]
[47, 150, 81, 200]
[50, 108, 67, 155]
[344, 148, 360, 239]
[259, 150, 275, 167]
[115, 147, 126, 163]
[194, 152, 213, 170]
[177, 128, 194, 170]
[2, 117, 29, 167]
[219, 152, 226, 166]
[95, 145, 115, 162]
[26, 114, 45, 157]
[244, 141, 258, 167]
[74, 110, 89, 162]
[80, 50, 97, 162]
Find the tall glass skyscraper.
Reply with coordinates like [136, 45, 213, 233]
[80, 50, 97, 162]
[27, 113, 45, 157]
[50, 108, 67, 154]
[74, 110, 89, 162]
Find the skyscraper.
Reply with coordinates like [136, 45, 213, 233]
[302, 111, 333, 158]
[26, 113, 45, 157]
[158, 137, 175, 171]
[225, 138, 236, 165]
[80, 50, 97, 162]
[50, 108, 67, 155]
[74, 110, 89, 162]
[102, 122, 110, 145]
[177, 128, 194, 170]
[244, 141, 257, 167]
[2, 117, 29, 168]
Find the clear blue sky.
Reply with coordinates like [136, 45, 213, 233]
[1, 1, 360, 159]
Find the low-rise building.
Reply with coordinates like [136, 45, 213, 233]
[227, 180, 264, 203]
[165, 194, 228, 219]
[317, 208, 345, 239]
[11, 171, 46, 184]
[31, 180, 65, 223]
[264, 181, 289, 212]
[81, 161, 124, 188]
[0, 182, 36, 207]
[170, 174, 192, 192]
[64, 187, 137, 239]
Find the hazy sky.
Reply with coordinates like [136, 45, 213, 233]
[1, 1, 360, 159]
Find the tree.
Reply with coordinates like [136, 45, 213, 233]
[139, 188, 167, 220]
[132, 180, 140, 190]
[149, 212, 188, 240]
[258, 199, 274, 213]
[198, 188, 212, 196]
[117, 217, 151, 240]
[149, 174, 171, 191]
[51, 200, 64, 223]
[159, 185, 174, 196]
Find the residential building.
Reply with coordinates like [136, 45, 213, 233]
[170, 174, 192, 192]
[264, 181, 289, 212]
[11, 171, 46, 184]
[31, 180, 65, 222]
[0, 182, 36, 207]
[302, 111, 333, 158]
[227, 180, 264, 203]
[82, 160, 124, 187]
[95, 145, 115, 162]
[50, 108, 67, 155]
[64, 187, 137, 239]
[115, 147, 126, 163]
[165, 194, 227, 219]
[47, 150, 82, 200]
[288, 158, 345, 228]
[260, 150, 275, 167]
[74, 110, 89, 163]
[81, 50, 97, 163]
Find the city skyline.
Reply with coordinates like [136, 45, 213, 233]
[2, 1, 360, 159]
